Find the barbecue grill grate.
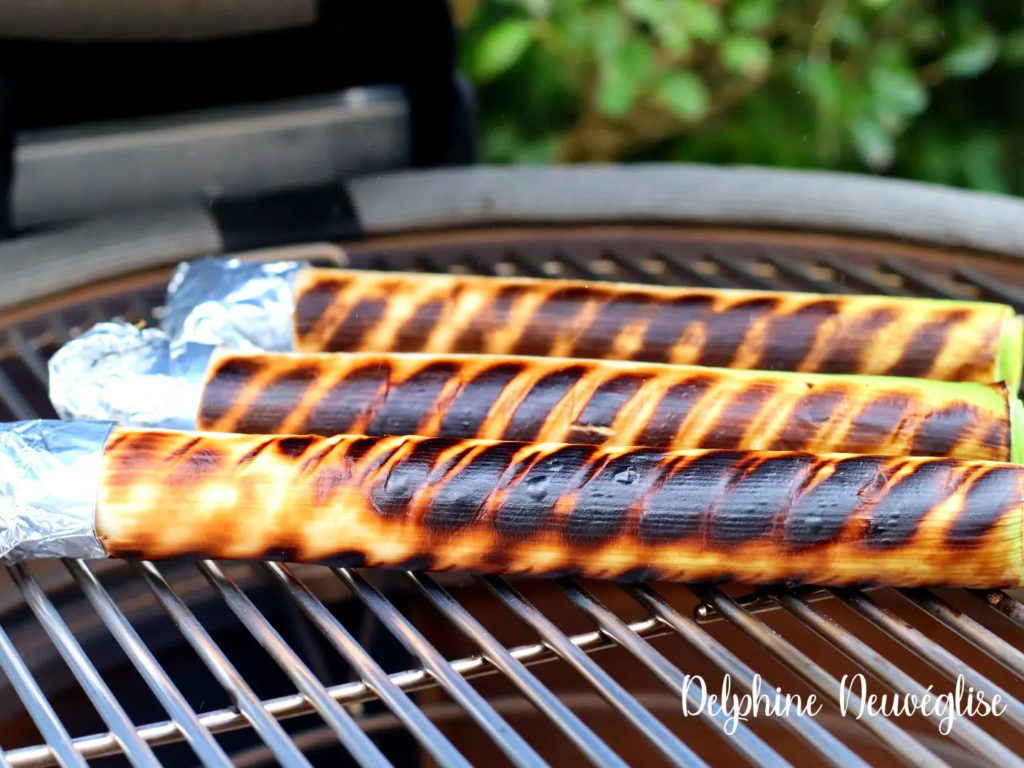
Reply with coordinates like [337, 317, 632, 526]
[0, 226, 1023, 766]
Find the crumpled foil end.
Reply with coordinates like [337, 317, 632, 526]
[0, 420, 113, 560]
[163, 256, 302, 352]
[48, 322, 211, 430]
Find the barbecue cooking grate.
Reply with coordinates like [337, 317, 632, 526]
[0, 227, 1023, 766]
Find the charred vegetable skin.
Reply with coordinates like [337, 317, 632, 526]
[293, 268, 1023, 388]
[199, 352, 1021, 462]
[98, 429, 1024, 588]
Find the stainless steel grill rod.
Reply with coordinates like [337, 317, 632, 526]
[65, 559, 233, 768]
[407, 571, 629, 768]
[481, 576, 708, 768]
[691, 585, 949, 768]
[625, 584, 867, 768]
[264, 563, 473, 768]
[7, 564, 161, 768]
[198, 560, 392, 768]
[334, 568, 550, 768]
[557, 579, 789, 768]
[135, 561, 313, 768]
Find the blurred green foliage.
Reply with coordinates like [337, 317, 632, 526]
[458, 0, 1024, 194]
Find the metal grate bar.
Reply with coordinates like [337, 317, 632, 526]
[691, 585, 949, 767]
[65, 559, 233, 768]
[598, 248, 658, 283]
[333, 568, 550, 768]
[406, 571, 629, 768]
[548, 249, 606, 281]
[970, 590, 1024, 629]
[652, 249, 728, 288]
[626, 584, 865, 768]
[835, 589, 1024, 733]
[758, 250, 847, 294]
[0, 619, 87, 768]
[813, 254, 910, 296]
[7, 331, 49, 386]
[481, 575, 708, 768]
[196, 561, 392, 768]
[701, 251, 781, 292]
[556, 579, 789, 768]
[899, 589, 1024, 679]
[135, 561, 313, 768]
[770, 589, 1023, 766]
[3, 598, 676, 766]
[7, 564, 161, 768]
[954, 265, 1024, 310]
[0, 368, 35, 421]
[881, 259, 969, 300]
[264, 564, 473, 768]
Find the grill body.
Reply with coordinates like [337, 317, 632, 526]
[0, 224, 1023, 766]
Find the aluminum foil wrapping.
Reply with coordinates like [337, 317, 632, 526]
[48, 322, 213, 430]
[162, 256, 302, 352]
[0, 420, 112, 560]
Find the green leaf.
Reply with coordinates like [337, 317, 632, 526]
[597, 40, 656, 116]
[655, 71, 710, 120]
[848, 116, 895, 170]
[628, 0, 690, 52]
[680, 0, 722, 43]
[796, 60, 846, 116]
[942, 29, 998, 77]
[1002, 29, 1024, 65]
[720, 35, 772, 79]
[960, 133, 1008, 193]
[869, 63, 928, 121]
[471, 19, 535, 82]
[730, 0, 778, 32]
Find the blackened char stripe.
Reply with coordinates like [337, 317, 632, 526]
[514, 287, 598, 357]
[634, 375, 716, 447]
[753, 299, 840, 371]
[948, 467, 1022, 546]
[569, 291, 653, 359]
[295, 279, 347, 342]
[863, 460, 961, 548]
[841, 394, 912, 454]
[708, 454, 815, 546]
[368, 361, 459, 436]
[698, 297, 778, 368]
[565, 373, 647, 444]
[564, 449, 665, 547]
[636, 451, 745, 544]
[326, 297, 390, 351]
[394, 299, 446, 351]
[783, 456, 889, 550]
[886, 310, 965, 378]
[457, 284, 526, 354]
[494, 444, 597, 539]
[235, 363, 321, 433]
[438, 362, 524, 438]
[701, 381, 778, 450]
[818, 307, 897, 374]
[501, 365, 588, 442]
[200, 357, 264, 427]
[423, 442, 522, 533]
[771, 387, 847, 450]
[636, 294, 713, 363]
[907, 404, 972, 458]
[299, 362, 392, 436]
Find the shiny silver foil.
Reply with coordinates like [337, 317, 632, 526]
[162, 256, 302, 352]
[0, 420, 112, 560]
[49, 322, 212, 430]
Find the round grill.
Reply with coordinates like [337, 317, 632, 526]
[1, 224, 1022, 767]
